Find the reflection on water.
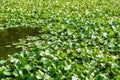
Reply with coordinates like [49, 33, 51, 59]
[0, 27, 40, 58]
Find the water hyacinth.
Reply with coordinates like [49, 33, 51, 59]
[0, 0, 120, 79]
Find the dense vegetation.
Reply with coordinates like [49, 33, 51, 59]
[0, 0, 120, 79]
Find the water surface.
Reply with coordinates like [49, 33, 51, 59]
[0, 27, 40, 58]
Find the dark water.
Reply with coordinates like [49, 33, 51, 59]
[0, 27, 40, 58]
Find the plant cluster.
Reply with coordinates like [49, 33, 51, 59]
[0, 0, 120, 80]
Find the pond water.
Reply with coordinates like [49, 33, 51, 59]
[0, 27, 40, 58]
